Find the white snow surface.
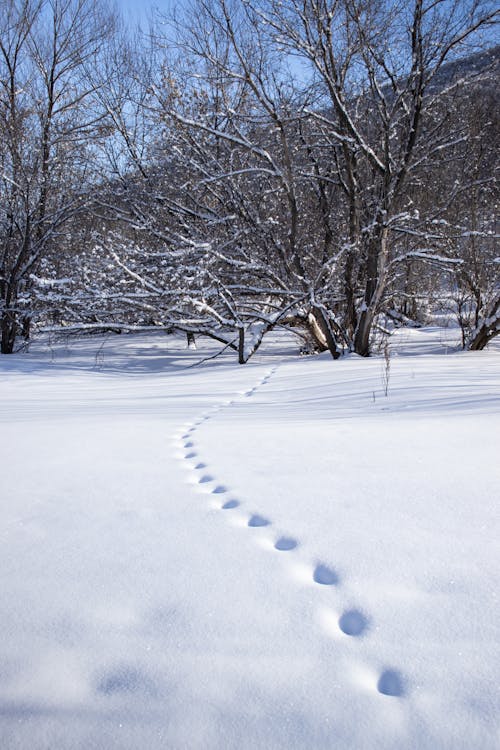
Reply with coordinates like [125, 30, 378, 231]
[0, 328, 499, 750]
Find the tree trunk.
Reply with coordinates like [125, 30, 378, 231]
[353, 306, 373, 357]
[468, 295, 500, 350]
[353, 228, 389, 357]
[21, 315, 31, 341]
[238, 326, 246, 365]
[309, 305, 342, 359]
[1, 310, 18, 354]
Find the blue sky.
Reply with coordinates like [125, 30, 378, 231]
[119, 0, 180, 21]
[119, 0, 157, 22]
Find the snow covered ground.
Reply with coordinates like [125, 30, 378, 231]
[0, 327, 499, 749]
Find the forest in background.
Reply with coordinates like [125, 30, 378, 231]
[1, 0, 498, 361]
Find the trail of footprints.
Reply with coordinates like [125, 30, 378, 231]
[173, 366, 406, 699]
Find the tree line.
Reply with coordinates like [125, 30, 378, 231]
[1, 0, 498, 360]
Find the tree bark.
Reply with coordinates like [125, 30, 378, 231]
[309, 305, 342, 359]
[238, 326, 246, 365]
[1, 310, 18, 354]
[468, 295, 500, 350]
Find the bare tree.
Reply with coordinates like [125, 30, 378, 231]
[118, 0, 493, 360]
[0, 0, 116, 353]
[31, 0, 497, 362]
[131, 0, 347, 360]
[255, 0, 498, 354]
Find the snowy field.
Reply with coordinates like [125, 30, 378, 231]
[0, 327, 499, 750]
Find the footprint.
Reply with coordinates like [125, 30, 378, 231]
[377, 669, 405, 697]
[212, 485, 227, 494]
[274, 537, 298, 551]
[222, 499, 239, 509]
[184, 441, 194, 448]
[198, 475, 214, 484]
[96, 666, 156, 697]
[313, 564, 339, 586]
[338, 609, 369, 636]
[248, 514, 270, 527]
[194, 462, 206, 470]
[185, 452, 197, 459]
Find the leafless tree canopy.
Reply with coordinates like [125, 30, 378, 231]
[1, 0, 498, 357]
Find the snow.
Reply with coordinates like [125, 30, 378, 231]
[0, 328, 499, 749]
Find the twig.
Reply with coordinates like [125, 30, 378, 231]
[184, 338, 238, 368]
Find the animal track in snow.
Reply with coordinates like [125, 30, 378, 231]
[274, 537, 298, 551]
[248, 514, 271, 527]
[377, 669, 405, 697]
[222, 499, 239, 509]
[313, 564, 339, 586]
[96, 666, 156, 697]
[172, 364, 406, 698]
[338, 609, 369, 636]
